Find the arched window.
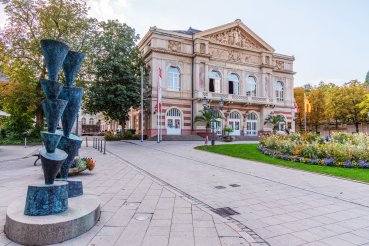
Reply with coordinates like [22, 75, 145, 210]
[89, 118, 94, 125]
[209, 71, 221, 93]
[81, 117, 86, 125]
[275, 81, 284, 102]
[166, 108, 181, 117]
[229, 111, 240, 119]
[246, 76, 257, 96]
[228, 73, 239, 95]
[247, 112, 258, 120]
[167, 66, 180, 91]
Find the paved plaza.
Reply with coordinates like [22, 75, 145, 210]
[2, 141, 369, 245]
[0, 144, 253, 246]
[106, 141, 369, 246]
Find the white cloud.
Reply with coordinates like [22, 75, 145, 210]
[86, 0, 130, 23]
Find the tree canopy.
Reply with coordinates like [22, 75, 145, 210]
[84, 20, 149, 127]
[0, 0, 97, 127]
[295, 81, 368, 133]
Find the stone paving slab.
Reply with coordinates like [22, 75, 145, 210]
[0, 145, 40, 162]
[0, 144, 252, 246]
[104, 140, 369, 246]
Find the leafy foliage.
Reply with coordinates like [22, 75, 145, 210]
[264, 114, 285, 132]
[295, 81, 368, 133]
[84, 20, 149, 128]
[0, 82, 38, 138]
[0, 0, 98, 124]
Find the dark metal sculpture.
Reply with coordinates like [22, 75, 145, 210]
[24, 39, 85, 215]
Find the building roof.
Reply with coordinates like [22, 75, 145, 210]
[171, 27, 202, 35]
[0, 72, 9, 83]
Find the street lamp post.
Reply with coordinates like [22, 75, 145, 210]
[202, 97, 224, 146]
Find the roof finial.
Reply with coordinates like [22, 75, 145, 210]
[235, 19, 241, 24]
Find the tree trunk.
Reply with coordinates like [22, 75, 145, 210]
[355, 122, 359, 133]
[120, 120, 126, 133]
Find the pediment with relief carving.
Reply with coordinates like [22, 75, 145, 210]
[203, 27, 269, 52]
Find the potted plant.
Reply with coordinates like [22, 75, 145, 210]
[194, 110, 212, 136]
[223, 127, 233, 142]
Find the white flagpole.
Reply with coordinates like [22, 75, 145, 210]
[159, 68, 162, 142]
[157, 73, 160, 144]
[140, 66, 144, 142]
[157, 68, 162, 143]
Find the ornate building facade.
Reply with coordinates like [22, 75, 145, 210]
[137, 20, 296, 138]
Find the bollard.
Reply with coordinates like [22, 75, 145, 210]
[100, 139, 103, 153]
[86, 136, 88, 147]
[103, 139, 106, 154]
[93, 138, 95, 148]
[99, 139, 101, 152]
[24, 137, 27, 148]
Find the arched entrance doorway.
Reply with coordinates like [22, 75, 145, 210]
[166, 108, 181, 135]
[246, 112, 258, 136]
[228, 111, 241, 136]
[211, 110, 223, 136]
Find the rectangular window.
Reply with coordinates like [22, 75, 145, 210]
[209, 79, 215, 92]
[228, 81, 234, 94]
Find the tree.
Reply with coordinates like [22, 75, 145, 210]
[0, 0, 97, 124]
[308, 83, 328, 133]
[84, 20, 148, 129]
[325, 85, 346, 130]
[365, 71, 369, 85]
[340, 80, 367, 133]
[0, 82, 38, 138]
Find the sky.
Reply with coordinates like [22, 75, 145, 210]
[1, 0, 369, 87]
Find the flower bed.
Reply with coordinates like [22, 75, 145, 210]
[259, 132, 369, 168]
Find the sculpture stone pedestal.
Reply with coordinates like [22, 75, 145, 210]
[56, 178, 83, 198]
[24, 181, 68, 216]
[5, 194, 100, 246]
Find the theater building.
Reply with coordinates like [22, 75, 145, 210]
[135, 19, 296, 138]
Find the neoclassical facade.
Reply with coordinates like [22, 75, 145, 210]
[137, 20, 295, 138]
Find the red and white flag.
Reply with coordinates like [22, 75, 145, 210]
[294, 99, 299, 113]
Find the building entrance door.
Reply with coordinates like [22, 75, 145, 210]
[166, 108, 181, 135]
[228, 111, 241, 136]
[245, 112, 258, 136]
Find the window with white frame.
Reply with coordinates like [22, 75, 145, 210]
[209, 70, 221, 93]
[246, 76, 257, 96]
[82, 117, 86, 125]
[228, 73, 239, 95]
[167, 66, 180, 91]
[275, 81, 284, 101]
[89, 118, 94, 125]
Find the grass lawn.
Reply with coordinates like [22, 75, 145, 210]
[196, 143, 369, 184]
